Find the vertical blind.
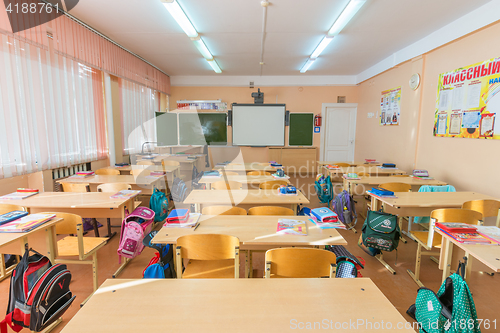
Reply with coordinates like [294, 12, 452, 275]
[0, 33, 107, 179]
[119, 79, 157, 155]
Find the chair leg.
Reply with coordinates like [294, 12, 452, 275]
[92, 219, 100, 237]
[92, 253, 98, 291]
[374, 253, 396, 275]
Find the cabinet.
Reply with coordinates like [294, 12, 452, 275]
[268, 147, 317, 175]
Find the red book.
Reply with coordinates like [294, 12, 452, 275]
[442, 231, 493, 245]
[435, 222, 477, 234]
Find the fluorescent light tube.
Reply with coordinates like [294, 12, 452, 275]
[328, 0, 366, 36]
[310, 36, 334, 59]
[300, 58, 316, 73]
[192, 37, 213, 60]
[207, 59, 222, 73]
[162, 0, 198, 38]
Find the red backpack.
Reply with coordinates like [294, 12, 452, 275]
[1, 248, 75, 333]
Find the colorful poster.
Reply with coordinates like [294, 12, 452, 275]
[380, 87, 401, 126]
[434, 57, 500, 139]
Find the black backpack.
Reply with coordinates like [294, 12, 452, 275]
[361, 210, 400, 252]
[1, 248, 75, 333]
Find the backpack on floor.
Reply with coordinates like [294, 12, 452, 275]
[150, 188, 169, 222]
[407, 259, 481, 333]
[0, 248, 75, 333]
[331, 190, 357, 230]
[142, 231, 175, 278]
[117, 207, 155, 261]
[314, 175, 333, 204]
[361, 210, 400, 252]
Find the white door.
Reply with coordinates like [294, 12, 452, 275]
[322, 105, 356, 161]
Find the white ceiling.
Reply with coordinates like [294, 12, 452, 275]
[65, 0, 493, 80]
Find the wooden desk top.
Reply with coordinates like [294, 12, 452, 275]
[326, 166, 406, 176]
[368, 191, 497, 208]
[199, 175, 289, 185]
[184, 190, 310, 205]
[318, 161, 382, 167]
[0, 217, 62, 249]
[215, 163, 277, 172]
[346, 176, 447, 186]
[436, 229, 500, 272]
[152, 215, 346, 246]
[107, 165, 179, 173]
[137, 155, 197, 164]
[57, 175, 159, 187]
[61, 278, 414, 333]
[0, 192, 133, 209]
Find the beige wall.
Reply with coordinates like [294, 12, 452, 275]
[356, 22, 500, 198]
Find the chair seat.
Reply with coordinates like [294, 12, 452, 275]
[182, 259, 235, 279]
[57, 236, 108, 257]
[410, 231, 442, 249]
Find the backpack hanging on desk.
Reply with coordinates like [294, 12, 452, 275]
[361, 210, 400, 252]
[150, 188, 169, 222]
[1, 248, 75, 333]
[117, 207, 155, 262]
[331, 190, 357, 230]
[142, 231, 175, 278]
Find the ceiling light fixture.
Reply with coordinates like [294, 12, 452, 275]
[162, 0, 221, 73]
[300, 0, 366, 73]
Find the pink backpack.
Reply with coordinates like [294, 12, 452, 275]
[117, 207, 155, 261]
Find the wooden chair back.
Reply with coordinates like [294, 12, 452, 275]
[49, 212, 83, 236]
[334, 163, 350, 167]
[95, 168, 120, 176]
[130, 169, 151, 176]
[176, 234, 240, 260]
[379, 182, 411, 192]
[61, 183, 90, 193]
[0, 204, 26, 214]
[259, 180, 289, 190]
[137, 161, 154, 165]
[357, 172, 370, 177]
[211, 181, 242, 190]
[248, 206, 294, 216]
[462, 200, 500, 227]
[247, 171, 271, 176]
[265, 248, 337, 278]
[97, 183, 132, 193]
[161, 160, 181, 167]
[201, 206, 247, 215]
[428, 208, 483, 249]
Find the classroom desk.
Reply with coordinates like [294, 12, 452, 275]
[106, 164, 180, 177]
[57, 175, 163, 194]
[0, 192, 139, 278]
[343, 176, 447, 195]
[437, 228, 500, 283]
[0, 217, 62, 282]
[317, 161, 382, 172]
[199, 175, 290, 189]
[60, 278, 415, 333]
[324, 166, 406, 179]
[214, 163, 277, 172]
[184, 189, 310, 214]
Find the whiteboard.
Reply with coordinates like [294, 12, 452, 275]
[232, 104, 286, 146]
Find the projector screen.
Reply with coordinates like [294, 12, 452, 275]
[232, 104, 286, 146]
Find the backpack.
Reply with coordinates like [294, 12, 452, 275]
[314, 175, 333, 204]
[149, 188, 169, 222]
[361, 210, 400, 252]
[407, 260, 480, 333]
[331, 190, 357, 230]
[1, 248, 75, 333]
[142, 231, 175, 278]
[117, 207, 155, 261]
[191, 166, 204, 189]
[171, 177, 189, 203]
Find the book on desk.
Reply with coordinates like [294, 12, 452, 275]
[0, 213, 56, 233]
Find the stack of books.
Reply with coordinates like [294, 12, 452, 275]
[149, 171, 166, 177]
[366, 187, 397, 198]
[0, 211, 29, 225]
[110, 190, 141, 199]
[203, 170, 221, 178]
[0, 189, 39, 200]
[309, 207, 345, 229]
[163, 210, 200, 228]
[365, 159, 379, 164]
[0, 213, 56, 233]
[326, 165, 340, 170]
[343, 173, 360, 180]
[71, 171, 95, 178]
[436, 222, 498, 245]
[276, 219, 307, 236]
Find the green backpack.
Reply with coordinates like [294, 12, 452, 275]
[408, 260, 481, 333]
[149, 188, 169, 222]
[361, 210, 400, 252]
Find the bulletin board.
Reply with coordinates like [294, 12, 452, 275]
[380, 87, 401, 126]
[434, 56, 500, 139]
[289, 113, 314, 146]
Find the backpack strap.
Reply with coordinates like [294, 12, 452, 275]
[1, 313, 24, 333]
[457, 256, 467, 279]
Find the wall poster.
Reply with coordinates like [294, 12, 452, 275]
[380, 87, 401, 126]
[434, 56, 500, 139]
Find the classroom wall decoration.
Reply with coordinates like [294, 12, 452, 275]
[380, 87, 401, 126]
[434, 56, 500, 139]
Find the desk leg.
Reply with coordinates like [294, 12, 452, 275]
[371, 196, 381, 211]
[194, 204, 201, 213]
[292, 204, 297, 215]
[113, 257, 130, 278]
[441, 238, 453, 283]
[46, 226, 57, 264]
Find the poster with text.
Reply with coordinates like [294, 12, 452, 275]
[434, 56, 500, 139]
[380, 87, 401, 126]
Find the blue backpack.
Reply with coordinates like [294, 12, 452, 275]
[149, 188, 169, 222]
[142, 231, 175, 278]
[314, 175, 333, 204]
[332, 190, 357, 230]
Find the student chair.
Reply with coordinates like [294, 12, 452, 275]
[97, 183, 132, 239]
[407, 208, 482, 287]
[95, 168, 120, 175]
[60, 183, 101, 237]
[0, 204, 27, 280]
[45, 212, 108, 295]
[248, 206, 294, 216]
[137, 160, 154, 165]
[211, 181, 243, 190]
[264, 248, 337, 278]
[333, 163, 351, 167]
[462, 199, 500, 227]
[175, 234, 240, 278]
[201, 206, 247, 215]
[259, 180, 289, 190]
[247, 171, 272, 176]
[130, 168, 152, 177]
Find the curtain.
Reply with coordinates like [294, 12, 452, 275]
[119, 79, 157, 155]
[0, 33, 107, 179]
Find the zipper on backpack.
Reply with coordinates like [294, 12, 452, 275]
[37, 270, 70, 309]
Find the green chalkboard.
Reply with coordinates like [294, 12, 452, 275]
[179, 113, 227, 145]
[289, 113, 313, 146]
[155, 112, 178, 145]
